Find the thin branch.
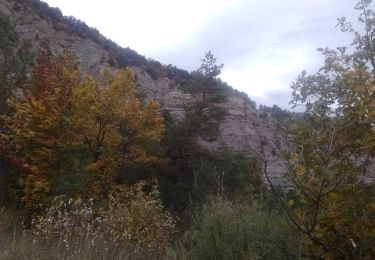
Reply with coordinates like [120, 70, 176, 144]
[307, 178, 326, 234]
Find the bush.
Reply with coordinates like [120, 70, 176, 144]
[101, 183, 176, 251]
[168, 198, 302, 260]
[27, 182, 176, 258]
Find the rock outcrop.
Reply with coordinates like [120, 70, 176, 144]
[0, 0, 287, 186]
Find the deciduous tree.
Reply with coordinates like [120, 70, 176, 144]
[71, 69, 165, 196]
[1, 52, 165, 209]
[276, 1, 375, 258]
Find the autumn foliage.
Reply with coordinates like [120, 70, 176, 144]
[2, 1, 375, 256]
[0, 52, 165, 211]
[31, 182, 175, 253]
[1, 52, 81, 209]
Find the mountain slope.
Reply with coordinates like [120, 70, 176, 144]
[0, 0, 286, 185]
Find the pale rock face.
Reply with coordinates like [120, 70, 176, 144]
[1, 0, 113, 74]
[0, 0, 287, 186]
[131, 66, 195, 119]
[133, 68, 288, 186]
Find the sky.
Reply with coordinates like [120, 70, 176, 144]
[43, 0, 359, 109]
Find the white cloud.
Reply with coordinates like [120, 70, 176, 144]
[44, 0, 232, 53]
[43, 0, 359, 109]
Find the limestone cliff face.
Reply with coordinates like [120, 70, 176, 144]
[133, 65, 287, 186]
[0, 0, 287, 186]
[0, 0, 114, 74]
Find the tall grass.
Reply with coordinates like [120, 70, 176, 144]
[0, 231, 156, 260]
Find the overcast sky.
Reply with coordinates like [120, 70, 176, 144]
[43, 0, 359, 109]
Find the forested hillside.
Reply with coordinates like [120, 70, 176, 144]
[0, 0, 375, 259]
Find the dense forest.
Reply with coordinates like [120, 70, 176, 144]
[1, 0, 375, 259]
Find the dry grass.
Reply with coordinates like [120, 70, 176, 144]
[0, 183, 176, 260]
[0, 233, 157, 260]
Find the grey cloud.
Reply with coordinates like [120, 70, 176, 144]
[256, 89, 293, 108]
[45, 0, 361, 110]
[148, 0, 359, 109]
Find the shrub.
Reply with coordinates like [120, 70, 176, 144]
[99, 182, 177, 251]
[30, 182, 176, 256]
[169, 198, 302, 260]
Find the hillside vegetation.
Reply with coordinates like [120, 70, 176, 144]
[0, 0, 375, 259]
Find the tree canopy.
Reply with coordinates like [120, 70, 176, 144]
[275, 0, 375, 257]
[0, 52, 165, 210]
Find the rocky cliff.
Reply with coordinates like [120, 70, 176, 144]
[0, 0, 287, 186]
